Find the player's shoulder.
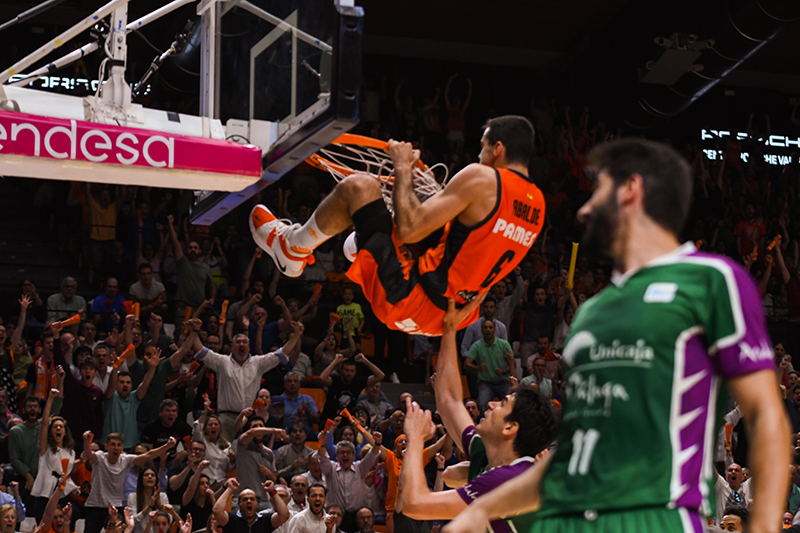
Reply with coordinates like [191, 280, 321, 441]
[649, 247, 755, 294]
[448, 163, 497, 186]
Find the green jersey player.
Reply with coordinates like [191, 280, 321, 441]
[441, 139, 791, 533]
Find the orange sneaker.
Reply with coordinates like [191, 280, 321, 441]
[249, 204, 314, 278]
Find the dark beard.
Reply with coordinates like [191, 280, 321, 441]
[187, 251, 199, 261]
[579, 194, 619, 261]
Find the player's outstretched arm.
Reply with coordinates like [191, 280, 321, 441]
[436, 294, 487, 451]
[389, 141, 489, 244]
[400, 399, 469, 521]
[442, 451, 554, 533]
[729, 369, 791, 533]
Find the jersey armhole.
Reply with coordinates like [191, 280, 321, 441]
[453, 169, 502, 231]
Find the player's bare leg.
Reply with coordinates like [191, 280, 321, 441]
[250, 173, 382, 277]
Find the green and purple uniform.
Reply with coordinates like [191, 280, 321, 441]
[509, 244, 775, 533]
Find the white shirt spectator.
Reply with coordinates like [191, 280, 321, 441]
[129, 279, 167, 302]
[301, 471, 325, 489]
[192, 419, 232, 485]
[85, 452, 136, 508]
[314, 449, 378, 512]
[714, 474, 752, 525]
[194, 347, 286, 412]
[127, 491, 169, 533]
[287, 507, 329, 533]
[92, 366, 114, 393]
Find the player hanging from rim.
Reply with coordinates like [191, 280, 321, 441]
[250, 116, 545, 336]
[441, 138, 790, 533]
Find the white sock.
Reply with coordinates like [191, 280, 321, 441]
[289, 213, 333, 252]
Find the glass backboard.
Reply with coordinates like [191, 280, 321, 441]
[190, 0, 363, 225]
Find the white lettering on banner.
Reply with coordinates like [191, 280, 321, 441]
[81, 130, 112, 162]
[11, 123, 41, 156]
[491, 218, 537, 246]
[43, 120, 77, 159]
[9, 74, 100, 93]
[0, 117, 174, 169]
[700, 128, 797, 166]
[738, 341, 773, 364]
[116, 133, 139, 165]
[143, 136, 174, 168]
[0, 110, 263, 179]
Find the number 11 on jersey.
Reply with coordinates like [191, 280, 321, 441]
[568, 429, 600, 476]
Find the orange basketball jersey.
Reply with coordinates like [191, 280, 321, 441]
[417, 168, 545, 306]
[346, 167, 545, 336]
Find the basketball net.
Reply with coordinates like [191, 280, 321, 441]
[306, 133, 448, 214]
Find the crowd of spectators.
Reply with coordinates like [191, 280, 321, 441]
[0, 71, 799, 533]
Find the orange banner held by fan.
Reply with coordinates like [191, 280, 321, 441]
[114, 344, 136, 369]
[220, 300, 229, 325]
[61, 314, 81, 328]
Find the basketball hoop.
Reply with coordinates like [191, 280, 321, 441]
[306, 133, 448, 213]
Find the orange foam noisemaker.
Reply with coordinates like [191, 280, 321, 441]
[114, 344, 135, 369]
[133, 302, 140, 318]
[59, 458, 69, 490]
[312, 284, 323, 301]
[252, 398, 266, 409]
[318, 419, 335, 444]
[220, 300, 229, 325]
[183, 435, 193, 449]
[340, 407, 357, 425]
[767, 234, 781, 251]
[87, 432, 94, 444]
[190, 361, 201, 373]
[61, 314, 81, 327]
[329, 313, 341, 327]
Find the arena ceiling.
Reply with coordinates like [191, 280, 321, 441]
[2, 0, 799, 101]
